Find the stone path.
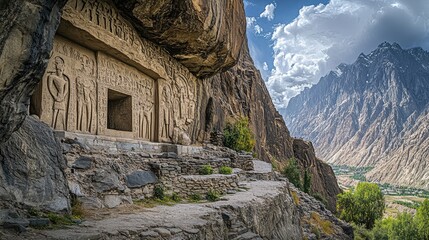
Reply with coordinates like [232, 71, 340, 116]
[12, 181, 300, 240]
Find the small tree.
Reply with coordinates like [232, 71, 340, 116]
[390, 213, 419, 240]
[303, 170, 312, 194]
[282, 158, 302, 189]
[415, 199, 429, 240]
[223, 117, 255, 152]
[337, 182, 385, 229]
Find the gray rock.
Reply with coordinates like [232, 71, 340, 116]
[29, 218, 50, 227]
[0, 117, 70, 212]
[140, 230, 159, 238]
[68, 181, 84, 196]
[154, 228, 171, 237]
[93, 170, 121, 192]
[104, 195, 132, 208]
[160, 152, 178, 159]
[0, 0, 67, 143]
[72, 156, 93, 169]
[79, 196, 103, 209]
[2, 218, 29, 232]
[125, 170, 158, 188]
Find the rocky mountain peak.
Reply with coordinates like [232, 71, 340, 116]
[285, 43, 429, 190]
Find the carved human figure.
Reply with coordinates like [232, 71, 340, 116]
[47, 56, 69, 130]
[77, 77, 95, 132]
[160, 84, 172, 141]
[138, 92, 153, 140]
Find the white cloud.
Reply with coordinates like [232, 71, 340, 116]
[254, 25, 263, 34]
[268, 0, 429, 110]
[244, 0, 255, 8]
[246, 17, 256, 28]
[260, 3, 276, 21]
[263, 62, 269, 71]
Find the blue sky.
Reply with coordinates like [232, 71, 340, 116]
[245, 0, 429, 112]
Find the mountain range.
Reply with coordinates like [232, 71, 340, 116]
[285, 42, 429, 190]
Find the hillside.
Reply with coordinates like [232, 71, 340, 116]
[285, 42, 429, 189]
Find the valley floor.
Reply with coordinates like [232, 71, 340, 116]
[332, 165, 429, 218]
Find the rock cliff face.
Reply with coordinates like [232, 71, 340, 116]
[0, 116, 70, 212]
[113, 0, 246, 78]
[286, 42, 429, 189]
[196, 40, 341, 212]
[0, 0, 67, 143]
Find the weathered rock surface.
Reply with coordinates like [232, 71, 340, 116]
[113, 0, 246, 78]
[8, 181, 352, 240]
[285, 42, 429, 189]
[196, 40, 342, 211]
[0, 0, 67, 143]
[292, 139, 341, 212]
[125, 170, 158, 188]
[0, 116, 70, 212]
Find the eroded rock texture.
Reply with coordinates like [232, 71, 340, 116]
[0, 0, 67, 143]
[293, 139, 341, 212]
[286, 42, 429, 189]
[0, 116, 70, 212]
[113, 0, 246, 78]
[196, 40, 341, 212]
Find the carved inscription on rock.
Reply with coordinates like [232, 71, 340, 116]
[36, 36, 97, 133]
[32, 0, 199, 144]
[97, 52, 155, 140]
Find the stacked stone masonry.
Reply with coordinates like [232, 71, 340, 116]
[64, 137, 255, 208]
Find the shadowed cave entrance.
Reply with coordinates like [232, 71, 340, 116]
[107, 89, 132, 132]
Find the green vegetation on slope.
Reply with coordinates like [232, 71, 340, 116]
[223, 117, 255, 152]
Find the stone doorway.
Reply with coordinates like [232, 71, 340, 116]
[107, 89, 132, 132]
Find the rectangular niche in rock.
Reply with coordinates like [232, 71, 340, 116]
[107, 89, 132, 132]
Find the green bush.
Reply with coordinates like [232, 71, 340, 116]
[223, 117, 255, 152]
[282, 158, 302, 189]
[199, 165, 214, 175]
[190, 193, 202, 202]
[337, 182, 385, 229]
[303, 170, 312, 194]
[154, 185, 165, 200]
[415, 199, 429, 239]
[171, 193, 181, 202]
[206, 190, 220, 202]
[219, 166, 233, 175]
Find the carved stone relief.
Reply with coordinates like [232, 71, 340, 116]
[31, 0, 198, 144]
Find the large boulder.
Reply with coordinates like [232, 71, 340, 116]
[113, 0, 246, 78]
[0, 116, 70, 212]
[0, 0, 67, 143]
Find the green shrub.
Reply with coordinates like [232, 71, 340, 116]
[206, 190, 220, 202]
[190, 193, 202, 202]
[312, 193, 328, 206]
[199, 165, 214, 175]
[154, 185, 165, 200]
[223, 117, 255, 152]
[337, 182, 385, 229]
[171, 193, 181, 202]
[219, 166, 233, 175]
[415, 199, 429, 239]
[282, 158, 302, 189]
[303, 170, 312, 194]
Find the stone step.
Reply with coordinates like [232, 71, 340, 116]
[171, 174, 240, 198]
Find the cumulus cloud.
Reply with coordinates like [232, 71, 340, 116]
[260, 3, 276, 21]
[254, 25, 263, 34]
[246, 17, 264, 35]
[246, 17, 256, 28]
[268, 0, 429, 110]
[263, 62, 269, 71]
